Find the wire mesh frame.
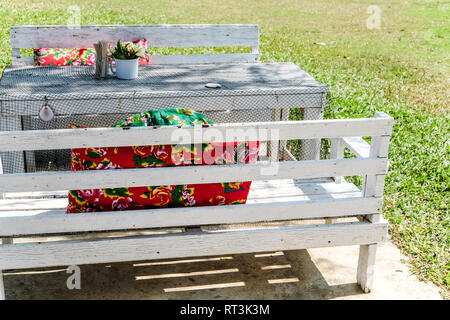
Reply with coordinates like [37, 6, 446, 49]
[0, 105, 326, 174]
[0, 65, 328, 174]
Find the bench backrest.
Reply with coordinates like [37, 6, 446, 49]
[0, 112, 393, 238]
[0, 113, 393, 193]
[10, 24, 260, 66]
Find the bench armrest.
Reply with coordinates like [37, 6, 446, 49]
[342, 137, 370, 158]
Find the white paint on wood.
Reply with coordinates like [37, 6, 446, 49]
[301, 107, 324, 160]
[357, 243, 377, 293]
[12, 48, 21, 58]
[0, 270, 4, 300]
[0, 189, 361, 213]
[248, 180, 360, 199]
[330, 138, 345, 184]
[3, 190, 67, 199]
[149, 53, 258, 64]
[11, 56, 34, 66]
[0, 197, 382, 237]
[0, 178, 360, 210]
[362, 112, 393, 223]
[11, 24, 259, 49]
[0, 118, 394, 152]
[0, 158, 388, 193]
[11, 24, 260, 66]
[0, 154, 3, 200]
[342, 137, 370, 158]
[0, 221, 388, 269]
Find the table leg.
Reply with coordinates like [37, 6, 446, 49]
[21, 115, 37, 172]
[0, 116, 25, 174]
[268, 109, 281, 162]
[278, 108, 289, 161]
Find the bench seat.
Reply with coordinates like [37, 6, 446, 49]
[0, 178, 373, 235]
[0, 178, 387, 271]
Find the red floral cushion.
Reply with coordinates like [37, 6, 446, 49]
[34, 39, 150, 66]
[66, 109, 260, 213]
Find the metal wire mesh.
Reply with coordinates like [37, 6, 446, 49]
[0, 65, 328, 174]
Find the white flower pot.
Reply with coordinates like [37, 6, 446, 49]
[110, 58, 139, 80]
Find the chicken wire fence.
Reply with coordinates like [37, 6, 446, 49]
[0, 66, 329, 174]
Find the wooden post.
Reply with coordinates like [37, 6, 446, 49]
[0, 154, 3, 200]
[301, 107, 324, 160]
[357, 243, 377, 293]
[278, 108, 289, 161]
[0, 238, 12, 300]
[330, 138, 345, 184]
[325, 138, 345, 224]
[0, 270, 5, 300]
[268, 109, 281, 162]
[357, 111, 393, 293]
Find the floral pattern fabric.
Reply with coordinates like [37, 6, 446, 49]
[67, 108, 260, 213]
[34, 39, 150, 66]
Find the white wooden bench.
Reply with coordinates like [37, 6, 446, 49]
[10, 24, 260, 66]
[0, 111, 393, 299]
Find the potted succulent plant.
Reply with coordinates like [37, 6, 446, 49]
[109, 40, 145, 79]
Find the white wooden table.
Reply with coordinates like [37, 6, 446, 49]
[0, 62, 328, 173]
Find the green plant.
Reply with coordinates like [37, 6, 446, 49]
[110, 40, 144, 60]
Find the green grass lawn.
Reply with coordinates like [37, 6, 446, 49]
[0, 0, 448, 297]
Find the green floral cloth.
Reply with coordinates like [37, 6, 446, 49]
[112, 108, 212, 127]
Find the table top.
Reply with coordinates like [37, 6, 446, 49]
[0, 62, 328, 99]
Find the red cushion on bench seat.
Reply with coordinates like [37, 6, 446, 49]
[34, 39, 150, 66]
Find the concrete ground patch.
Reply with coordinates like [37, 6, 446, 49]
[2, 238, 442, 300]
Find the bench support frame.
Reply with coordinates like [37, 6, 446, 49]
[355, 112, 391, 293]
[0, 113, 393, 299]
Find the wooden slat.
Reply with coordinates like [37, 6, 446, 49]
[0, 179, 347, 200]
[149, 53, 258, 64]
[362, 112, 392, 224]
[0, 221, 388, 269]
[11, 24, 259, 49]
[12, 54, 259, 66]
[11, 56, 34, 66]
[0, 192, 363, 215]
[248, 180, 360, 199]
[0, 270, 4, 300]
[2, 190, 67, 200]
[0, 196, 382, 237]
[0, 158, 387, 193]
[331, 138, 345, 183]
[0, 118, 394, 152]
[342, 137, 371, 158]
[0, 178, 358, 205]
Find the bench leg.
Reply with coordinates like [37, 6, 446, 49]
[0, 270, 5, 300]
[0, 238, 12, 300]
[357, 243, 377, 293]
